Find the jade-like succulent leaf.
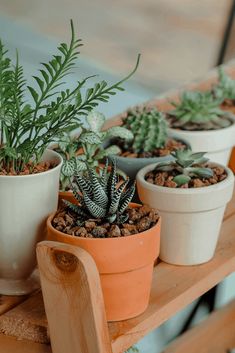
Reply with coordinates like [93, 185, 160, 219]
[173, 174, 191, 186]
[191, 167, 214, 178]
[152, 149, 215, 187]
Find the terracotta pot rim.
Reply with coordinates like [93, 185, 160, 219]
[0, 149, 63, 179]
[137, 163, 234, 195]
[47, 202, 161, 242]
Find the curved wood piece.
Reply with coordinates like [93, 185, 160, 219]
[162, 299, 235, 353]
[36, 241, 112, 353]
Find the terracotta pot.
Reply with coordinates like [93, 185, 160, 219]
[58, 190, 77, 206]
[229, 147, 235, 173]
[0, 149, 62, 295]
[47, 203, 161, 321]
[137, 163, 234, 266]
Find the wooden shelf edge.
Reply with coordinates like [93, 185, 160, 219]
[0, 334, 51, 353]
[161, 299, 235, 353]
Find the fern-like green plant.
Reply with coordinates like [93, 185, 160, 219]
[122, 107, 168, 153]
[214, 67, 235, 101]
[60, 110, 133, 181]
[168, 91, 231, 130]
[0, 20, 140, 173]
[63, 158, 135, 227]
[153, 149, 213, 186]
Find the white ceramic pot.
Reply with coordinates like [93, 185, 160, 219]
[0, 149, 62, 295]
[137, 163, 234, 265]
[168, 118, 235, 165]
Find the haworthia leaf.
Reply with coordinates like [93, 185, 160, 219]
[83, 193, 106, 218]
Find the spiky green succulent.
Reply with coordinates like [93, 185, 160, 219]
[63, 158, 135, 226]
[168, 91, 231, 130]
[153, 149, 213, 186]
[122, 107, 168, 153]
[214, 67, 235, 101]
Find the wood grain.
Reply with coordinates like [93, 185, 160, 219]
[0, 291, 48, 344]
[0, 334, 51, 353]
[162, 299, 235, 353]
[0, 295, 27, 315]
[37, 241, 112, 353]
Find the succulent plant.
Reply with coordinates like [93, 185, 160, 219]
[153, 149, 213, 186]
[61, 110, 133, 181]
[63, 158, 135, 226]
[168, 91, 231, 130]
[53, 133, 82, 191]
[214, 67, 235, 101]
[122, 107, 168, 153]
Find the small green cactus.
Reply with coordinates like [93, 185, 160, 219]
[214, 67, 235, 101]
[153, 149, 213, 186]
[122, 107, 168, 153]
[63, 158, 135, 228]
[168, 91, 231, 130]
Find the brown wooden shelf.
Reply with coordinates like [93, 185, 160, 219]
[162, 299, 235, 353]
[0, 191, 235, 353]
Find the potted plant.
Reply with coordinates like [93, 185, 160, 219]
[47, 159, 161, 321]
[52, 133, 82, 195]
[0, 21, 139, 295]
[214, 67, 235, 114]
[137, 150, 234, 266]
[213, 68, 235, 172]
[109, 106, 189, 180]
[57, 110, 133, 203]
[166, 91, 235, 165]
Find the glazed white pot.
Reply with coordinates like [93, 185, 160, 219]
[168, 118, 235, 165]
[0, 149, 62, 295]
[137, 163, 234, 265]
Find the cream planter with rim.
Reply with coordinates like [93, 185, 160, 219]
[0, 149, 62, 295]
[137, 163, 234, 266]
[168, 118, 235, 165]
